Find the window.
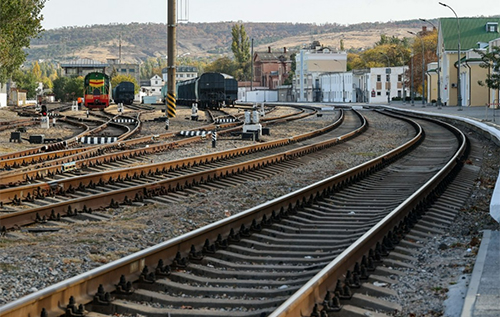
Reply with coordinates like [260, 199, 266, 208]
[129, 69, 135, 73]
[398, 75, 402, 82]
[486, 22, 499, 33]
[377, 75, 381, 82]
[377, 91, 381, 96]
[386, 74, 390, 82]
[121, 69, 127, 72]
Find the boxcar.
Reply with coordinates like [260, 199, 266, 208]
[223, 74, 238, 106]
[176, 72, 227, 110]
[112, 81, 135, 105]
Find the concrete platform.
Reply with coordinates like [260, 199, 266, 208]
[461, 230, 500, 317]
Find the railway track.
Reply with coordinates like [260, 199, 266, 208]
[0, 110, 468, 317]
[0, 107, 310, 190]
[0, 109, 359, 230]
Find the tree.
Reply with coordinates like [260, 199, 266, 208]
[0, 0, 46, 83]
[204, 56, 238, 76]
[231, 24, 250, 80]
[476, 46, 500, 91]
[12, 69, 38, 98]
[111, 74, 139, 94]
[52, 76, 83, 102]
[32, 61, 42, 80]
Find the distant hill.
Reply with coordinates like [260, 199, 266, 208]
[27, 20, 433, 63]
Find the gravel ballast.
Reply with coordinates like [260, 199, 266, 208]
[0, 107, 498, 317]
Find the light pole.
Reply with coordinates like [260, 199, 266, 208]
[379, 52, 391, 104]
[439, 2, 462, 110]
[409, 31, 426, 107]
[410, 47, 415, 106]
[420, 18, 442, 108]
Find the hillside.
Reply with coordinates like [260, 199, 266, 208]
[27, 20, 430, 63]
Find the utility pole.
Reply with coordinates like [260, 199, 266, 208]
[251, 39, 254, 91]
[166, 0, 177, 119]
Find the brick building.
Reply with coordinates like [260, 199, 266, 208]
[253, 47, 294, 89]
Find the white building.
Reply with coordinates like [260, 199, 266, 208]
[0, 82, 7, 108]
[293, 41, 347, 102]
[162, 66, 198, 83]
[141, 75, 163, 95]
[319, 72, 353, 103]
[317, 67, 407, 104]
[365, 67, 408, 103]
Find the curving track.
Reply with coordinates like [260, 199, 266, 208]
[0, 110, 469, 317]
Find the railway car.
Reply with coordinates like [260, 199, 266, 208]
[112, 81, 135, 105]
[176, 72, 228, 110]
[223, 74, 238, 106]
[84, 72, 111, 109]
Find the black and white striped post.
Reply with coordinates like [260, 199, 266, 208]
[165, 118, 169, 131]
[212, 130, 217, 148]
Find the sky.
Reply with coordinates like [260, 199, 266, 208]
[41, 0, 499, 30]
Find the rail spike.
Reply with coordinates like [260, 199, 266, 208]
[139, 266, 156, 284]
[93, 284, 113, 306]
[65, 296, 85, 316]
[115, 275, 134, 295]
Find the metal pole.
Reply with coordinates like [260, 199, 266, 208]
[420, 35, 426, 107]
[299, 50, 304, 102]
[167, 0, 177, 119]
[394, 45, 407, 105]
[380, 53, 391, 104]
[250, 39, 254, 91]
[439, 2, 462, 110]
[342, 74, 345, 103]
[411, 50, 415, 106]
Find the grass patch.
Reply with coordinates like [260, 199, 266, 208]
[0, 263, 18, 272]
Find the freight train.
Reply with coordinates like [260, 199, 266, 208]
[174, 72, 238, 110]
[112, 81, 135, 105]
[84, 72, 111, 109]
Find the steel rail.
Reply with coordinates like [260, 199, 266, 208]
[0, 109, 432, 317]
[0, 119, 241, 186]
[268, 113, 467, 317]
[0, 109, 325, 202]
[0, 110, 349, 229]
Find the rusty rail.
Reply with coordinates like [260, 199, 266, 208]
[0, 110, 349, 228]
[0, 110, 442, 317]
[269, 113, 467, 317]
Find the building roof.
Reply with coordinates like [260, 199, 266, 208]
[440, 17, 500, 51]
[60, 58, 108, 68]
[254, 51, 294, 62]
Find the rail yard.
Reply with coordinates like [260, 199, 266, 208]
[0, 102, 499, 317]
